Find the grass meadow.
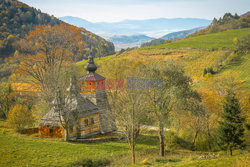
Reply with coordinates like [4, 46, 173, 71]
[0, 121, 249, 167]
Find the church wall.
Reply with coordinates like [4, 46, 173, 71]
[39, 125, 63, 138]
[68, 124, 77, 138]
[80, 81, 117, 134]
[78, 113, 100, 137]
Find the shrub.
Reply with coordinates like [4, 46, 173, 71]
[203, 67, 215, 76]
[6, 104, 34, 131]
[165, 131, 190, 150]
[234, 35, 250, 54]
[165, 131, 179, 150]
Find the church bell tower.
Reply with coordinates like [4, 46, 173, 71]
[79, 54, 117, 134]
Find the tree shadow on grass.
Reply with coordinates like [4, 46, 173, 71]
[155, 158, 182, 163]
[137, 134, 158, 146]
[69, 137, 124, 144]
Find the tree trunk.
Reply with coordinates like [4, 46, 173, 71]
[230, 148, 233, 156]
[191, 130, 199, 150]
[64, 127, 69, 141]
[135, 124, 140, 138]
[158, 122, 165, 156]
[207, 126, 212, 151]
[131, 125, 136, 164]
[131, 141, 135, 164]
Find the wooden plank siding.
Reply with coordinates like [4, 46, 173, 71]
[39, 113, 101, 139]
[39, 126, 63, 138]
[78, 113, 100, 135]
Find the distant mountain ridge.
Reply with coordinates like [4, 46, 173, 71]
[59, 16, 211, 36]
[60, 16, 211, 49]
[141, 27, 203, 47]
[108, 34, 154, 50]
[161, 27, 203, 40]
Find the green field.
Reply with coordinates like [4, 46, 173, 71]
[0, 123, 249, 167]
[150, 28, 250, 49]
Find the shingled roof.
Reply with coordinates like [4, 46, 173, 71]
[39, 98, 99, 126]
[39, 77, 99, 126]
[79, 72, 105, 81]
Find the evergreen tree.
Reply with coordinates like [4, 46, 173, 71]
[217, 90, 245, 156]
[203, 68, 207, 76]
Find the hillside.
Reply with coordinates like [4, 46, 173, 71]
[78, 28, 250, 91]
[190, 12, 250, 37]
[161, 27, 203, 40]
[1, 26, 249, 166]
[140, 27, 203, 47]
[0, 0, 115, 81]
[0, 0, 115, 59]
[150, 28, 250, 49]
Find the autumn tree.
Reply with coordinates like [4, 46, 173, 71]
[178, 99, 205, 150]
[0, 82, 16, 119]
[15, 24, 85, 103]
[107, 63, 146, 164]
[109, 88, 146, 164]
[141, 61, 200, 156]
[6, 104, 34, 131]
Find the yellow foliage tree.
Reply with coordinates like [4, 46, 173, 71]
[6, 104, 34, 131]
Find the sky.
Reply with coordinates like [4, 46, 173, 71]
[19, 0, 250, 22]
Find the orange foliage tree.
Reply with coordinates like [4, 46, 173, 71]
[14, 24, 85, 102]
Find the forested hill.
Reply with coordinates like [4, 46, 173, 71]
[0, 0, 115, 60]
[190, 12, 250, 37]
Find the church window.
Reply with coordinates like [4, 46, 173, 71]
[70, 126, 73, 133]
[91, 118, 95, 125]
[49, 127, 53, 134]
[84, 119, 89, 126]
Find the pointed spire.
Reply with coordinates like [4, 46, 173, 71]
[52, 88, 65, 111]
[65, 76, 80, 112]
[85, 48, 97, 73]
[67, 75, 80, 94]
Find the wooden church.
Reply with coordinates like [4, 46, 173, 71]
[38, 56, 117, 139]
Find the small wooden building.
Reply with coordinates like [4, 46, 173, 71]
[38, 94, 101, 139]
[39, 55, 117, 139]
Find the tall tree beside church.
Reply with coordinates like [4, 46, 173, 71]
[140, 61, 201, 156]
[15, 24, 84, 103]
[217, 90, 245, 156]
[110, 89, 146, 164]
[107, 64, 146, 164]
